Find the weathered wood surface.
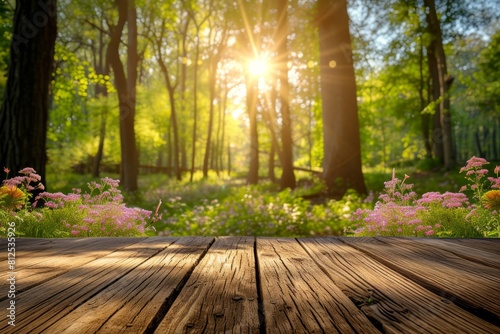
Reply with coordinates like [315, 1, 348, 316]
[0, 237, 499, 333]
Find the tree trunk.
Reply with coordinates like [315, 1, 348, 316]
[269, 139, 276, 182]
[418, 34, 432, 159]
[246, 75, 259, 185]
[190, 33, 200, 182]
[92, 19, 109, 178]
[203, 59, 217, 178]
[317, 0, 367, 198]
[427, 44, 444, 163]
[106, 0, 138, 191]
[0, 0, 56, 193]
[424, 0, 455, 169]
[276, 0, 296, 190]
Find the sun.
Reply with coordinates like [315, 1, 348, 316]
[248, 58, 269, 77]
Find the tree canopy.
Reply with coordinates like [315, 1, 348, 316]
[0, 0, 498, 196]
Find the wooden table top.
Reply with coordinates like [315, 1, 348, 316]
[1, 237, 499, 333]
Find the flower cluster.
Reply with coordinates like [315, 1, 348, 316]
[350, 157, 500, 238]
[34, 177, 158, 237]
[1, 167, 44, 211]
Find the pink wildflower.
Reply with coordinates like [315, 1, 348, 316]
[3, 167, 10, 174]
[18, 167, 36, 175]
[495, 166, 500, 174]
[476, 169, 489, 176]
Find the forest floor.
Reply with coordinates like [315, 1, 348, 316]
[44, 165, 474, 237]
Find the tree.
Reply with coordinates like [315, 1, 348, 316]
[106, 0, 139, 191]
[0, 0, 57, 191]
[276, 0, 296, 189]
[317, 0, 366, 197]
[203, 12, 228, 179]
[424, 0, 455, 169]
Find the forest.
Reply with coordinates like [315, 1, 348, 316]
[0, 0, 499, 238]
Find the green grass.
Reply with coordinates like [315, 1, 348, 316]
[40, 161, 499, 238]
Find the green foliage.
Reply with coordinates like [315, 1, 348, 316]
[155, 184, 363, 237]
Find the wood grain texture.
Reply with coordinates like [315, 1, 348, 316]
[442, 238, 500, 256]
[0, 237, 177, 334]
[0, 237, 144, 294]
[43, 237, 213, 333]
[154, 236, 260, 333]
[1, 237, 498, 333]
[341, 237, 500, 321]
[257, 237, 379, 333]
[398, 237, 500, 269]
[299, 237, 499, 334]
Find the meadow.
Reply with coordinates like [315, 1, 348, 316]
[1, 156, 498, 239]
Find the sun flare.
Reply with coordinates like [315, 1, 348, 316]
[248, 58, 268, 77]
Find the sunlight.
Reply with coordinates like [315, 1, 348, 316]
[248, 58, 268, 77]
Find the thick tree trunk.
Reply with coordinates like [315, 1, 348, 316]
[427, 44, 444, 162]
[317, 0, 366, 198]
[106, 0, 138, 191]
[424, 0, 455, 169]
[276, 0, 296, 190]
[0, 0, 56, 192]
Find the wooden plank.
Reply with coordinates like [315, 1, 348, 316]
[0, 237, 178, 334]
[398, 237, 500, 269]
[154, 237, 260, 333]
[0, 237, 145, 295]
[442, 238, 500, 256]
[341, 237, 500, 322]
[299, 237, 499, 333]
[41, 237, 214, 333]
[257, 238, 379, 333]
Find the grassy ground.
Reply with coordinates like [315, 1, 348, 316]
[43, 164, 482, 237]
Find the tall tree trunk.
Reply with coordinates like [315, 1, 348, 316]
[276, 0, 296, 189]
[317, 0, 367, 198]
[106, 0, 138, 191]
[219, 83, 228, 174]
[190, 34, 200, 182]
[424, 0, 455, 169]
[246, 75, 259, 185]
[177, 17, 190, 180]
[263, 83, 283, 174]
[0, 0, 56, 194]
[269, 139, 276, 182]
[154, 16, 182, 181]
[92, 18, 109, 178]
[427, 45, 444, 162]
[203, 59, 217, 178]
[418, 34, 432, 159]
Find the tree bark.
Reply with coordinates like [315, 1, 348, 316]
[317, 0, 366, 198]
[246, 75, 259, 185]
[92, 17, 109, 178]
[106, 0, 138, 191]
[0, 0, 56, 193]
[276, 0, 296, 190]
[424, 0, 455, 169]
[202, 26, 226, 179]
[418, 34, 432, 159]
